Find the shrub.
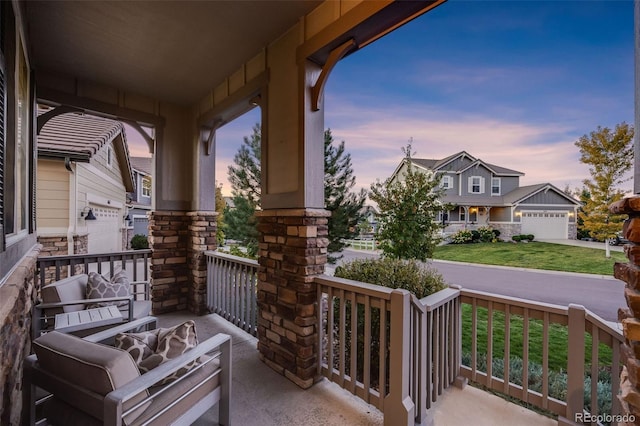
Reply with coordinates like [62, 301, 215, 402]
[526, 234, 535, 242]
[130, 234, 149, 250]
[218, 245, 258, 260]
[477, 226, 495, 243]
[512, 235, 522, 242]
[334, 257, 446, 298]
[493, 229, 501, 238]
[471, 230, 481, 242]
[451, 229, 473, 244]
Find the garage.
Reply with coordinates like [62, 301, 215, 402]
[86, 205, 123, 253]
[520, 211, 568, 239]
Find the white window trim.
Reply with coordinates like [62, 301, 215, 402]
[441, 175, 452, 189]
[459, 207, 466, 222]
[491, 177, 501, 196]
[141, 176, 151, 198]
[469, 176, 484, 194]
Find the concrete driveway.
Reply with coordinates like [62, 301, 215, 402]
[537, 238, 624, 252]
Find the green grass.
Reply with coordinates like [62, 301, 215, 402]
[433, 241, 626, 275]
[461, 304, 613, 372]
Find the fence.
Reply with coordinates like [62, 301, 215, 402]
[36, 250, 151, 290]
[343, 239, 378, 251]
[205, 251, 258, 337]
[459, 288, 623, 424]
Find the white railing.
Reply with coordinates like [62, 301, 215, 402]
[205, 251, 258, 337]
[459, 288, 623, 424]
[343, 239, 378, 251]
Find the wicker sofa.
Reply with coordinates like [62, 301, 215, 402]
[23, 318, 231, 425]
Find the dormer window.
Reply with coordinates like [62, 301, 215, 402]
[491, 177, 501, 195]
[441, 175, 452, 189]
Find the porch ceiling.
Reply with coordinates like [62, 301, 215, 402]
[24, 1, 322, 105]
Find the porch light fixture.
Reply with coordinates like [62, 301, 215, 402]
[81, 207, 97, 220]
[515, 212, 522, 217]
[124, 213, 131, 221]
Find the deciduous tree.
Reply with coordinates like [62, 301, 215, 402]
[369, 141, 444, 261]
[575, 122, 634, 242]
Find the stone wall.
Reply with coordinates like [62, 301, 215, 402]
[0, 245, 40, 426]
[149, 211, 217, 315]
[255, 208, 330, 389]
[610, 197, 640, 425]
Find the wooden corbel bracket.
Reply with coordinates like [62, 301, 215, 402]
[37, 105, 83, 135]
[204, 119, 224, 156]
[311, 38, 357, 112]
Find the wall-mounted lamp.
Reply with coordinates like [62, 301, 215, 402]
[568, 212, 574, 217]
[81, 207, 97, 220]
[515, 212, 522, 217]
[124, 213, 131, 221]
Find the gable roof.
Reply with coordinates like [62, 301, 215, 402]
[37, 110, 135, 192]
[131, 157, 153, 175]
[503, 183, 581, 206]
[408, 151, 523, 176]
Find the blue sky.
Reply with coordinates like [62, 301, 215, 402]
[129, 1, 634, 198]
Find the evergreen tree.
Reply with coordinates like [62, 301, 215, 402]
[223, 196, 258, 256]
[369, 141, 444, 261]
[227, 123, 261, 204]
[215, 184, 226, 246]
[575, 122, 634, 242]
[324, 129, 366, 262]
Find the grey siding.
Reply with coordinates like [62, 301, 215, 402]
[520, 190, 575, 205]
[460, 166, 493, 196]
[500, 177, 520, 195]
[514, 205, 577, 223]
[440, 156, 474, 172]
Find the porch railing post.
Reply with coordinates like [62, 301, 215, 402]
[562, 304, 586, 425]
[385, 289, 415, 426]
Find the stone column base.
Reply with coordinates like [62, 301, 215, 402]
[255, 208, 330, 389]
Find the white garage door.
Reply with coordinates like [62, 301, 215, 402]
[87, 206, 122, 253]
[521, 211, 568, 239]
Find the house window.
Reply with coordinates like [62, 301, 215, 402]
[459, 207, 466, 222]
[142, 176, 151, 198]
[441, 175, 452, 189]
[469, 176, 484, 194]
[4, 37, 30, 242]
[491, 177, 501, 195]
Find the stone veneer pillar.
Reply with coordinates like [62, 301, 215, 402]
[255, 208, 330, 389]
[149, 211, 216, 315]
[611, 197, 640, 425]
[187, 211, 218, 315]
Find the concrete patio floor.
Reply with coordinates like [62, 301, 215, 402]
[157, 311, 556, 426]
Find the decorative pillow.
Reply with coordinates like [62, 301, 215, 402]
[116, 321, 199, 386]
[115, 329, 160, 364]
[86, 271, 130, 308]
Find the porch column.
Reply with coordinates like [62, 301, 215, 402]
[257, 24, 328, 387]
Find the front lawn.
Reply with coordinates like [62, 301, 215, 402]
[433, 241, 626, 275]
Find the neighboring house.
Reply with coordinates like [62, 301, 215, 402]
[37, 109, 135, 255]
[358, 205, 379, 236]
[128, 156, 153, 239]
[389, 151, 581, 239]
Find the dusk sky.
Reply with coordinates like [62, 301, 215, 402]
[128, 1, 634, 198]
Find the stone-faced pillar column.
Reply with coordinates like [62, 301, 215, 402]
[255, 208, 330, 389]
[610, 197, 640, 424]
[187, 211, 218, 315]
[149, 211, 189, 314]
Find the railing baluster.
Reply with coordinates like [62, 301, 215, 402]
[504, 305, 510, 394]
[522, 308, 529, 403]
[363, 294, 371, 403]
[542, 310, 549, 410]
[349, 291, 357, 394]
[379, 299, 387, 411]
[327, 287, 335, 380]
[471, 298, 478, 383]
[591, 327, 599, 418]
[486, 301, 493, 388]
[338, 289, 346, 387]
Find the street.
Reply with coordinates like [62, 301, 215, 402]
[330, 249, 625, 322]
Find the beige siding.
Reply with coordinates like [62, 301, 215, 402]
[36, 160, 70, 229]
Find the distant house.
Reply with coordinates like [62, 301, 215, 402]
[128, 156, 153, 239]
[37, 110, 135, 255]
[389, 151, 581, 239]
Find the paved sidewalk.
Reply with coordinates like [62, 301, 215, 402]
[538, 239, 624, 252]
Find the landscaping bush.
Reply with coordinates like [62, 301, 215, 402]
[471, 230, 481, 242]
[477, 226, 496, 243]
[334, 257, 446, 298]
[493, 229, 501, 238]
[512, 235, 522, 242]
[526, 234, 535, 242]
[130, 234, 149, 250]
[451, 229, 473, 244]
